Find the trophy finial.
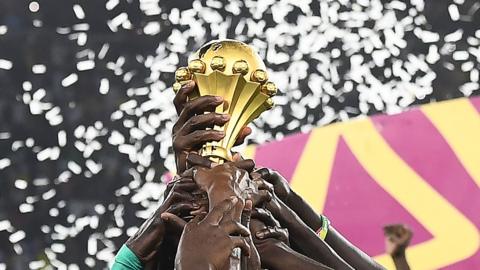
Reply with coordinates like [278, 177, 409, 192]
[210, 56, 226, 71]
[232, 60, 249, 75]
[188, 59, 206, 73]
[251, 69, 268, 83]
[262, 82, 277, 96]
[175, 67, 191, 81]
[174, 39, 276, 161]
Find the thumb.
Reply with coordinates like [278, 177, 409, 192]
[161, 212, 187, 232]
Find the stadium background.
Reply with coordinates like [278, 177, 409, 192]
[0, 0, 479, 269]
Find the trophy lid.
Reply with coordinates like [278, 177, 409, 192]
[188, 39, 268, 83]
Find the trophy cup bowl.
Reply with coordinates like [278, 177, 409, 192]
[173, 39, 277, 163]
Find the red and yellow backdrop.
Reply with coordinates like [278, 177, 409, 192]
[243, 97, 480, 269]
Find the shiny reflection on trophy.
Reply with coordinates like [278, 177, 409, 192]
[173, 39, 277, 163]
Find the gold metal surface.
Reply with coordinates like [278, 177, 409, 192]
[251, 69, 268, 83]
[210, 56, 226, 71]
[172, 82, 182, 93]
[175, 67, 191, 81]
[188, 59, 206, 73]
[232, 60, 249, 75]
[173, 39, 276, 161]
[262, 82, 277, 96]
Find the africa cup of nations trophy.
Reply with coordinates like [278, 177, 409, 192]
[173, 39, 277, 270]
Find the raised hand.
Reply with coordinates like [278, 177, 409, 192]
[384, 224, 412, 270]
[253, 168, 292, 203]
[192, 162, 251, 214]
[162, 197, 254, 270]
[125, 173, 200, 263]
[251, 208, 289, 245]
[384, 224, 412, 257]
[172, 81, 252, 173]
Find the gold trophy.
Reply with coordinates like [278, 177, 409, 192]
[173, 39, 277, 270]
[173, 39, 277, 163]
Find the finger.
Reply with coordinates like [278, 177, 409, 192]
[204, 197, 238, 225]
[193, 197, 209, 206]
[164, 176, 183, 196]
[190, 205, 208, 216]
[176, 130, 225, 150]
[167, 202, 200, 216]
[251, 208, 278, 227]
[232, 159, 255, 173]
[255, 227, 288, 242]
[180, 167, 195, 179]
[241, 200, 253, 226]
[231, 152, 244, 162]
[254, 168, 278, 185]
[252, 190, 273, 206]
[169, 191, 195, 203]
[161, 212, 187, 231]
[173, 80, 196, 115]
[233, 126, 252, 146]
[173, 181, 197, 192]
[221, 220, 250, 237]
[178, 113, 230, 136]
[230, 237, 251, 257]
[276, 227, 289, 242]
[176, 96, 224, 130]
[232, 196, 245, 221]
[194, 212, 207, 222]
[253, 178, 274, 192]
[171, 181, 198, 193]
[254, 167, 271, 178]
[186, 152, 216, 169]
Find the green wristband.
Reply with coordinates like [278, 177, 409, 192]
[317, 215, 331, 240]
[111, 245, 143, 270]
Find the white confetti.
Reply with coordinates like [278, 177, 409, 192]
[61, 73, 79, 87]
[73, 4, 85, 19]
[68, 161, 82, 174]
[448, 4, 460, 21]
[77, 60, 95, 71]
[15, 179, 28, 189]
[100, 78, 110, 94]
[32, 64, 47, 74]
[0, 59, 13, 70]
[0, 158, 11, 169]
[0, 25, 7, 35]
[9, 230, 26, 243]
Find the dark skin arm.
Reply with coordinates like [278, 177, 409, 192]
[265, 191, 353, 270]
[125, 175, 200, 265]
[248, 173, 351, 269]
[256, 168, 386, 270]
[250, 211, 332, 270]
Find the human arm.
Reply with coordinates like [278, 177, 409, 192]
[256, 168, 386, 270]
[264, 192, 353, 270]
[116, 174, 199, 269]
[249, 212, 332, 270]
